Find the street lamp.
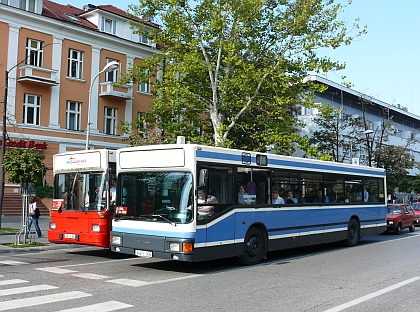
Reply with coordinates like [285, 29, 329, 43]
[364, 129, 374, 167]
[85, 61, 119, 150]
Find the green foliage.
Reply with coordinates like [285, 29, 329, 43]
[120, 0, 365, 152]
[35, 183, 53, 198]
[413, 175, 420, 194]
[2, 148, 46, 184]
[305, 104, 364, 162]
[398, 178, 413, 194]
[375, 145, 416, 194]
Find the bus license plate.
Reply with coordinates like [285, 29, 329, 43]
[135, 250, 152, 258]
[64, 234, 76, 239]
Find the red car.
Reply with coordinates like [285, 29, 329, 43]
[387, 203, 416, 234]
[411, 202, 420, 225]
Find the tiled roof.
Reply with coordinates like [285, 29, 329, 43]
[42, 0, 159, 30]
[96, 4, 159, 28]
[42, 0, 98, 30]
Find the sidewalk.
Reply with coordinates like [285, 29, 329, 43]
[0, 215, 85, 254]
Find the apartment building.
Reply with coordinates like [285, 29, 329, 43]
[1, 0, 158, 194]
[300, 75, 420, 177]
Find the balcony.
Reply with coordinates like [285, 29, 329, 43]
[18, 65, 59, 86]
[100, 82, 133, 99]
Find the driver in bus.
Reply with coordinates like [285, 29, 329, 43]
[198, 188, 218, 204]
[197, 188, 218, 220]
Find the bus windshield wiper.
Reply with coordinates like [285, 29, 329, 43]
[152, 214, 176, 227]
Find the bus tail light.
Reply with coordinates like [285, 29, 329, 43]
[92, 224, 100, 232]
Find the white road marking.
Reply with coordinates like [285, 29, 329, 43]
[0, 291, 92, 311]
[0, 284, 57, 296]
[106, 279, 149, 287]
[71, 273, 109, 280]
[324, 276, 420, 312]
[107, 274, 202, 287]
[0, 279, 29, 286]
[0, 260, 30, 266]
[36, 267, 78, 274]
[55, 300, 133, 312]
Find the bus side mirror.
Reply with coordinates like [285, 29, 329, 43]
[199, 169, 208, 187]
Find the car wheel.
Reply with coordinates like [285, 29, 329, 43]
[238, 227, 265, 265]
[395, 223, 402, 235]
[409, 223, 415, 232]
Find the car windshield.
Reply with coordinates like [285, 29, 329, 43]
[116, 171, 193, 224]
[412, 203, 420, 211]
[54, 172, 107, 211]
[387, 205, 401, 214]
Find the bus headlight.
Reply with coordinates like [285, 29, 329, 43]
[92, 224, 100, 232]
[111, 236, 121, 245]
[169, 242, 193, 253]
[169, 242, 180, 251]
[49, 222, 56, 230]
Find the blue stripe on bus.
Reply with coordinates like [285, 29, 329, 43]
[114, 206, 386, 245]
[201, 207, 385, 244]
[112, 227, 195, 239]
[196, 150, 385, 176]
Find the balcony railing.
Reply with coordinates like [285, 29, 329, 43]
[100, 82, 133, 99]
[18, 65, 58, 86]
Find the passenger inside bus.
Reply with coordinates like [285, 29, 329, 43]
[271, 190, 285, 204]
[312, 189, 329, 203]
[285, 190, 296, 204]
[238, 184, 247, 204]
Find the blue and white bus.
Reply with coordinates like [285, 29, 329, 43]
[110, 140, 387, 265]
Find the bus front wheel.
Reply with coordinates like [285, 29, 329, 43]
[344, 219, 360, 247]
[238, 227, 265, 265]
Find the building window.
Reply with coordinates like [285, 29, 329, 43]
[26, 38, 43, 67]
[23, 94, 40, 125]
[104, 107, 117, 135]
[66, 101, 81, 130]
[1, 0, 9, 4]
[102, 17, 116, 34]
[105, 59, 119, 83]
[67, 49, 83, 79]
[19, 0, 35, 12]
[137, 112, 149, 138]
[138, 69, 150, 93]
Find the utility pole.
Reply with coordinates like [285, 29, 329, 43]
[0, 43, 58, 227]
[0, 70, 8, 227]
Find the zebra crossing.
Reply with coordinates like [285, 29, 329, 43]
[0, 277, 133, 311]
[0, 268, 134, 311]
[0, 257, 201, 310]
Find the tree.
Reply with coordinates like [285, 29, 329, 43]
[1, 148, 46, 228]
[120, 0, 365, 151]
[306, 104, 364, 162]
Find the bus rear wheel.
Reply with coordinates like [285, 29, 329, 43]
[343, 219, 360, 247]
[238, 227, 265, 265]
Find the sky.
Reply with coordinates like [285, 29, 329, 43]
[54, 0, 420, 117]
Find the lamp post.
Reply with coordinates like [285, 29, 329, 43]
[85, 61, 119, 150]
[364, 129, 374, 167]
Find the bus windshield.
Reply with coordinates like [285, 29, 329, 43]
[53, 172, 107, 211]
[118, 171, 193, 224]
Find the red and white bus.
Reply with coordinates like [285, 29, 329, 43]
[48, 149, 116, 248]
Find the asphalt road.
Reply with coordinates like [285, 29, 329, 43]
[1, 229, 419, 312]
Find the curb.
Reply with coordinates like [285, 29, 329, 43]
[0, 243, 90, 254]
